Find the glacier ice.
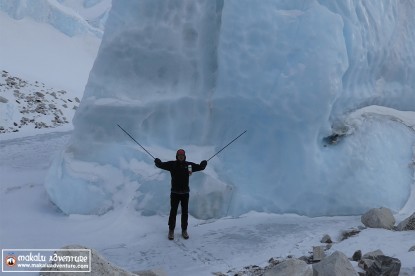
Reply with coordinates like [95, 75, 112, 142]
[0, 0, 109, 37]
[45, 0, 415, 218]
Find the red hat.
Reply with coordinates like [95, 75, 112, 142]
[176, 149, 186, 156]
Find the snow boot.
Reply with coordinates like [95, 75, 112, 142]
[168, 230, 174, 240]
[182, 230, 189, 239]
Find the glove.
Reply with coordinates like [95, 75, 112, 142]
[155, 158, 162, 166]
[200, 160, 207, 168]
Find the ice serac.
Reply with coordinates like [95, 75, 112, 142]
[45, 0, 415, 218]
[46, 0, 226, 217]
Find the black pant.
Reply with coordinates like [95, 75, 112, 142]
[168, 193, 189, 231]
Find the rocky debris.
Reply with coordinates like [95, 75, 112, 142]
[358, 251, 401, 276]
[215, 211, 410, 276]
[397, 212, 415, 231]
[219, 257, 285, 275]
[299, 255, 314, 264]
[341, 227, 363, 241]
[313, 251, 358, 276]
[0, 70, 80, 134]
[217, 244, 404, 276]
[131, 270, 167, 276]
[361, 207, 395, 230]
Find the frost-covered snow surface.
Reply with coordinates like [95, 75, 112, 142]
[46, 0, 415, 218]
[1, 134, 415, 275]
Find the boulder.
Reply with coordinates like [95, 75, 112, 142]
[320, 234, 332, 243]
[313, 251, 357, 276]
[361, 207, 395, 229]
[359, 254, 401, 276]
[313, 246, 325, 262]
[264, 259, 312, 276]
[0, 96, 8, 103]
[352, 250, 362, 261]
[397, 212, 415, 231]
[362, 249, 384, 259]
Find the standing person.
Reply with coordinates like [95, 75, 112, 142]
[155, 149, 207, 240]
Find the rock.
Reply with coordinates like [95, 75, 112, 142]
[359, 254, 401, 276]
[352, 250, 362, 261]
[75, 97, 80, 103]
[397, 212, 415, 231]
[35, 106, 46, 114]
[361, 207, 395, 229]
[313, 251, 357, 276]
[20, 117, 29, 125]
[0, 96, 8, 103]
[264, 259, 312, 276]
[409, 245, 415, 252]
[268, 257, 281, 266]
[362, 249, 384, 259]
[35, 92, 45, 97]
[321, 234, 332, 243]
[132, 269, 166, 276]
[313, 246, 325, 262]
[359, 258, 376, 271]
[341, 228, 361, 241]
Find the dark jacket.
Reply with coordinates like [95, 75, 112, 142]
[156, 160, 206, 193]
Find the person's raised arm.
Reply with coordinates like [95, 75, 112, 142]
[191, 160, 207, 172]
[154, 158, 171, 171]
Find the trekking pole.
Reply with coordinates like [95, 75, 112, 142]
[207, 130, 247, 161]
[117, 124, 155, 160]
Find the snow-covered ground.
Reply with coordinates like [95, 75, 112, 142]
[1, 131, 415, 275]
